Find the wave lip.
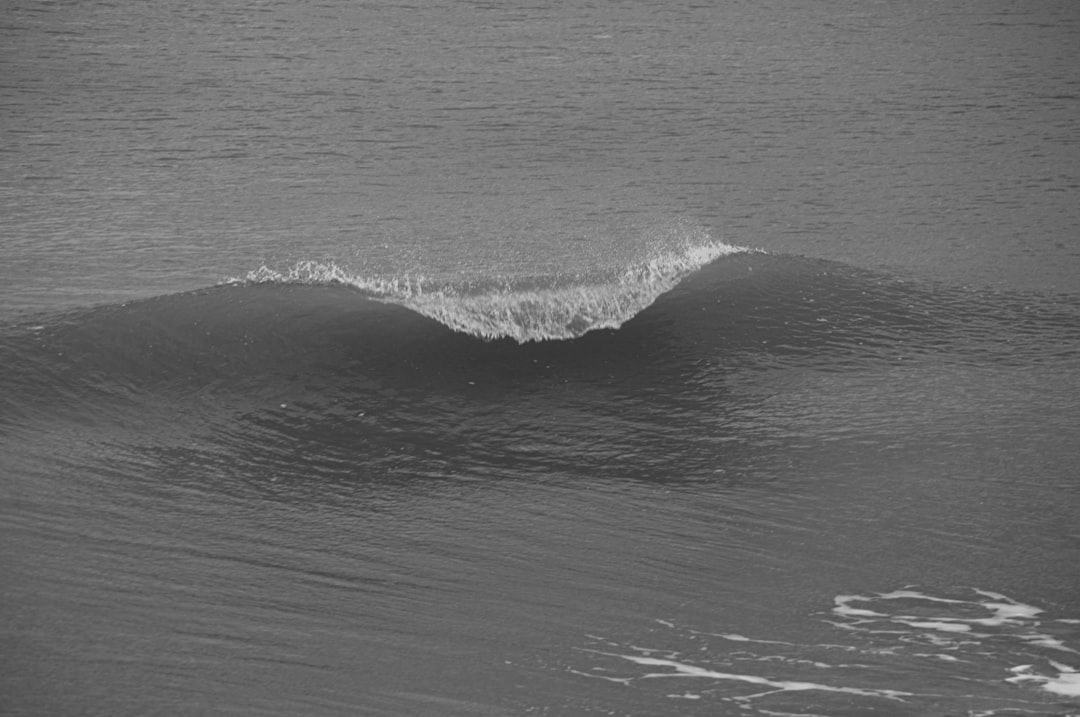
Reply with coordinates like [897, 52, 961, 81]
[236, 239, 747, 342]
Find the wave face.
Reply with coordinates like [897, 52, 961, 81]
[4, 248, 1078, 438]
[234, 239, 747, 342]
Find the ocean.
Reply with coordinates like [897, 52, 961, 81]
[2, 1, 1079, 715]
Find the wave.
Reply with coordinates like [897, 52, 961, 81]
[231, 239, 748, 342]
[3, 248, 1079, 436]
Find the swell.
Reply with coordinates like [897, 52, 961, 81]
[2, 252, 1079, 434]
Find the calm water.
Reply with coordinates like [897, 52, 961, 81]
[2, 1, 1079, 715]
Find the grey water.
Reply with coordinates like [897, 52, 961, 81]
[2, 1, 1079, 715]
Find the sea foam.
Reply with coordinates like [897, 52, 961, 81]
[234, 238, 747, 342]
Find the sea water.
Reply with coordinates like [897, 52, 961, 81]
[2, 1, 1079, 715]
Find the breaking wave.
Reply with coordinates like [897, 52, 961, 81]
[233, 239, 748, 342]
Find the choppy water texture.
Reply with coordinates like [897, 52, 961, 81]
[2, 1, 1079, 716]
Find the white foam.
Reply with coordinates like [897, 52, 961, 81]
[931, 654, 963, 662]
[1019, 633, 1080, 654]
[616, 654, 911, 701]
[1045, 661, 1080, 696]
[975, 602, 1044, 625]
[579, 588, 1079, 713]
[877, 590, 968, 604]
[833, 587, 1080, 698]
[230, 239, 747, 342]
[1007, 661, 1080, 697]
[834, 589, 1046, 632]
[716, 632, 795, 645]
[900, 620, 972, 633]
[401, 240, 744, 341]
[232, 259, 432, 297]
[833, 595, 888, 618]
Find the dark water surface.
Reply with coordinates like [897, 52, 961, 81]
[2, 1, 1079, 715]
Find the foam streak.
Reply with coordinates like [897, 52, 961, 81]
[601, 652, 911, 702]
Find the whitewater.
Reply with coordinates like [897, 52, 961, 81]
[234, 236, 747, 342]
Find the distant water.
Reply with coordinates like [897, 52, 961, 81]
[2, 1, 1079, 716]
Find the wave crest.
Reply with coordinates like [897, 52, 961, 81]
[234, 239, 747, 342]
